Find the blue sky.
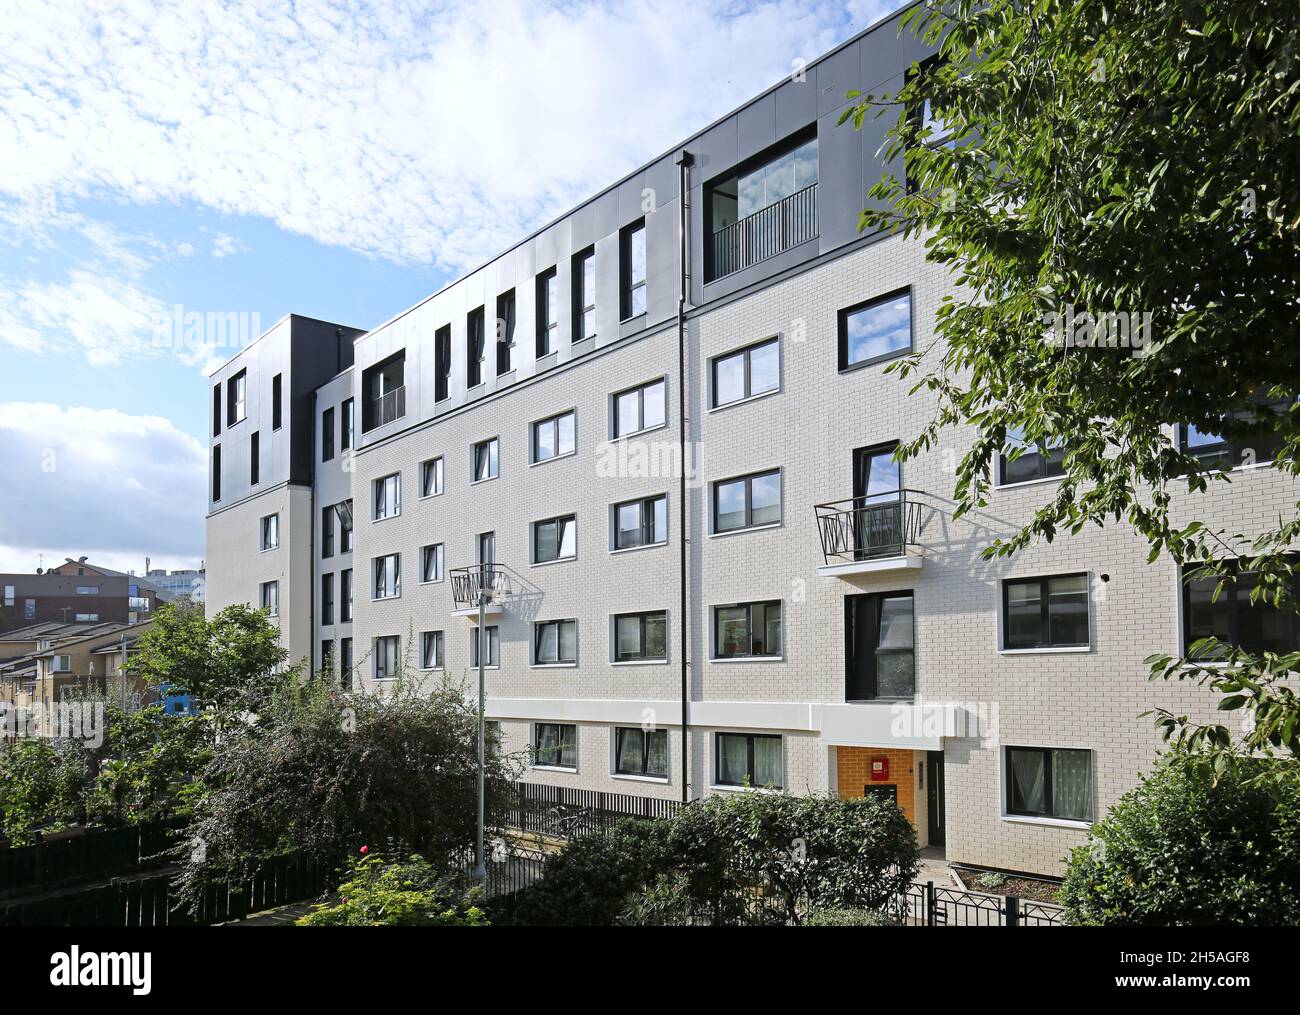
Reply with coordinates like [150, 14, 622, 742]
[0, 0, 901, 574]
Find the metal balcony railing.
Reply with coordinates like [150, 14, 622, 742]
[362, 386, 405, 433]
[450, 565, 512, 609]
[814, 490, 923, 565]
[711, 183, 818, 280]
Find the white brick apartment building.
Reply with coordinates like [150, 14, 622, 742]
[205, 5, 1297, 876]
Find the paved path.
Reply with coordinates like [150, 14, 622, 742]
[225, 900, 321, 926]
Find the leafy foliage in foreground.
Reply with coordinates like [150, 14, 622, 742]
[297, 849, 489, 926]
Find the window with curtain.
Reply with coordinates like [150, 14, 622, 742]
[714, 601, 782, 658]
[472, 438, 499, 482]
[374, 635, 400, 680]
[715, 733, 782, 788]
[534, 619, 577, 664]
[373, 473, 400, 520]
[469, 625, 499, 668]
[615, 727, 667, 778]
[496, 289, 516, 375]
[533, 515, 576, 563]
[420, 457, 444, 497]
[534, 723, 577, 768]
[614, 611, 667, 662]
[420, 544, 444, 583]
[420, 631, 444, 670]
[1006, 747, 1091, 821]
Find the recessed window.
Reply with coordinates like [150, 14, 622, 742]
[715, 732, 782, 789]
[470, 625, 500, 668]
[714, 601, 782, 659]
[712, 469, 781, 532]
[340, 568, 353, 622]
[341, 397, 353, 450]
[212, 445, 221, 501]
[472, 438, 499, 482]
[322, 407, 335, 462]
[272, 374, 282, 431]
[373, 554, 401, 600]
[73, 613, 98, 623]
[467, 305, 486, 388]
[362, 351, 405, 432]
[52, 654, 72, 671]
[340, 637, 353, 687]
[322, 506, 335, 558]
[420, 543, 445, 584]
[620, 220, 646, 319]
[613, 494, 667, 550]
[374, 635, 400, 681]
[74, 586, 99, 595]
[533, 515, 576, 563]
[259, 513, 279, 551]
[999, 428, 1066, 486]
[1003, 574, 1089, 649]
[338, 501, 353, 552]
[373, 473, 401, 520]
[1006, 747, 1091, 821]
[532, 410, 576, 463]
[420, 457, 444, 498]
[838, 290, 912, 370]
[711, 337, 779, 408]
[259, 580, 279, 618]
[212, 384, 222, 437]
[573, 247, 596, 342]
[1182, 560, 1300, 656]
[1179, 403, 1286, 471]
[249, 431, 260, 486]
[420, 630, 445, 670]
[845, 591, 914, 700]
[321, 640, 334, 674]
[614, 611, 667, 662]
[227, 369, 247, 425]
[612, 378, 666, 438]
[534, 619, 577, 665]
[536, 267, 558, 357]
[434, 325, 452, 402]
[496, 289, 516, 375]
[321, 573, 334, 626]
[533, 722, 577, 769]
[615, 727, 667, 778]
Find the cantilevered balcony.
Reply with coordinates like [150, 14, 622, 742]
[710, 183, 818, 280]
[814, 490, 924, 578]
[450, 564, 512, 621]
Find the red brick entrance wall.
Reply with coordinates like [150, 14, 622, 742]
[836, 746, 917, 826]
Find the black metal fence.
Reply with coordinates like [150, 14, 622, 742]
[902, 880, 1064, 927]
[504, 781, 684, 840]
[0, 822, 180, 900]
[711, 184, 818, 279]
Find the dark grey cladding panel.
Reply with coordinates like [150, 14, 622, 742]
[815, 40, 862, 116]
[736, 91, 777, 165]
[642, 155, 678, 216]
[568, 200, 596, 251]
[859, 15, 932, 92]
[817, 107, 866, 253]
[774, 76, 817, 138]
[592, 189, 620, 238]
[644, 201, 678, 323]
[617, 171, 648, 225]
[695, 117, 738, 183]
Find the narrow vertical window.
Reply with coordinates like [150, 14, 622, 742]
[322, 407, 335, 462]
[620, 220, 646, 319]
[536, 267, 558, 356]
[271, 374, 282, 431]
[496, 290, 516, 375]
[435, 324, 452, 402]
[249, 431, 260, 486]
[467, 306, 486, 388]
[573, 247, 596, 342]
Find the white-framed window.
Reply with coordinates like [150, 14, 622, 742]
[260, 513, 279, 551]
[713, 600, 782, 659]
[533, 515, 576, 564]
[420, 630, 445, 670]
[373, 554, 401, 600]
[420, 457, 444, 498]
[52, 655, 71, 673]
[533, 619, 577, 665]
[373, 473, 401, 520]
[532, 410, 576, 463]
[260, 580, 279, 618]
[612, 494, 667, 550]
[3, 585, 15, 606]
[420, 543, 445, 584]
[613, 611, 667, 662]
[1005, 746, 1093, 822]
[711, 469, 782, 532]
[73, 613, 98, 623]
[472, 437, 499, 482]
[614, 727, 668, 778]
[469, 625, 500, 668]
[711, 337, 780, 408]
[533, 722, 577, 770]
[612, 378, 666, 438]
[374, 635, 400, 680]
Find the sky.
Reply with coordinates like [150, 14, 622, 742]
[0, 0, 903, 576]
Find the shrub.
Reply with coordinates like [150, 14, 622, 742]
[804, 907, 902, 926]
[0, 738, 91, 844]
[1060, 753, 1300, 925]
[297, 849, 488, 926]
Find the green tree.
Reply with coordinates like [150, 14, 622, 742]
[0, 738, 91, 844]
[171, 674, 520, 914]
[84, 705, 211, 826]
[841, 0, 1300, 761]
[129, 601, 291, 710]
[1060, 752, 1300, 925]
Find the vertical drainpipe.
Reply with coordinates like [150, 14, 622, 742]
[676, 149, 694, 803]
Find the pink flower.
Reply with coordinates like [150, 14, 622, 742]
[359, 845, 369, 855]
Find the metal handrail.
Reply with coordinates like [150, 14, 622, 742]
[450, 564, 512, 608]
[813, 489, 924, 565]
[362, 385, 405, 433]
[711, 183, 818, 280]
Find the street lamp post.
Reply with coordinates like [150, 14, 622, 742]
[474, 561, 489, 883]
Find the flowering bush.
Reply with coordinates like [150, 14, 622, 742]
[297, 849, 489, 927]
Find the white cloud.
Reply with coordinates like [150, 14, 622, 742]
[0, 0, 900, 273]
[0, 403, 206, 570]
[211, 232, 245, 258]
